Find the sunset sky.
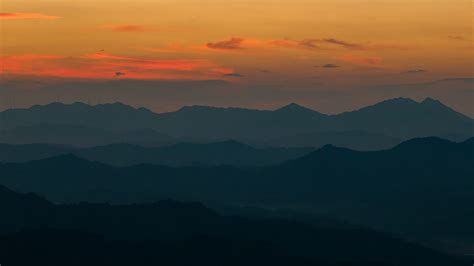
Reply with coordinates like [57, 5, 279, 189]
[0, 0, 473, 114]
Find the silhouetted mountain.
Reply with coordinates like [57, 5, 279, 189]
[0, 186, 53, 234]
[2, 97, 470, 148]
[155, 98, 472, 142]
[275, 102, 323, 117]
[0, 124, 173, 147]
[153, 104, 326, 141]
[0, 185, 465, 266]
[0, 102, 157, 131]
[462, 136, 474, 147]
[0, 141, 313, 166]
[263, 130, 402, 150]
[0, 124, 115, 146]
[0, 137, 472, 254]
[0, 143, 72, 162]
[327, 97, 473, 139]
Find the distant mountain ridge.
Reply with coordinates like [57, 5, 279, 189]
[0, 102, 157, 131]
[324, 97, 473, 139]
[0, 97, 472, 148]
[0, 137, 472, 254]
[0, 123, 173, 147]
[0, 141, 314, 166]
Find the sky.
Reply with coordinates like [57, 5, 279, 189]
[0, 0, 473, 115]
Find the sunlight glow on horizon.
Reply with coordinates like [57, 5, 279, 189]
[0, 0, 472, 104]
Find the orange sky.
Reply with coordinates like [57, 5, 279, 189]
[0, 0, 473, 113]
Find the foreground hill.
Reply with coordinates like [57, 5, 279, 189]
[0, 141, 313, 166]
[0, 137, 472, 254]
[1, 97, 472, 148]
[0, 185, 464, 266]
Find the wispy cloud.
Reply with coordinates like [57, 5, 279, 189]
[271, 38, 366, 50]
[298, 39, 321, 49]
[0, 12, 61, 20]
[100, 24, 173, 33]
[448, 35, 466, 41]
[270, 38, 320, 50]
[207, 37, 246, 50]
[321, 64, 339, 68]
[0, 53, 235, 81]
[323, 38, 365, 50]
[401, 69, 426, 74]
[145, 37, 407, 56]
[223, 73, 243, 78]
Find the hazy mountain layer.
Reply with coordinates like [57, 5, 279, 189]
[0, 141, 314, 166]
[0, 185, 465, 266]
[1, 97, 472, 148]
[0, 137, 472, 254]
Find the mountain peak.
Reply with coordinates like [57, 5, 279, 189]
[276, 103, 319, 114]
[392, 137, 454, 151]
[340, 97, 419, 115]
[286, 102, 303, 108]
[378, 97, 418, 106]
[421, 97, 444, 107]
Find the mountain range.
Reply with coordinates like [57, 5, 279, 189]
[1, 137, 472, 254]
[0, 141, 314, 166]
[1, 97, 472, 149]
[0, 185, 466, 266]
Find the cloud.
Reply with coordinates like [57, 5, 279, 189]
[271, 37, 411, 52]
[147, 37, 405, 55]
[436, 77, 474, 83]
[321, 64, 339, 68]
[207, 37, 246, 50]
[0, 12, 60, 20]
[448, 35, 466, 41]
[323, 38, 365, 50]
[270, 38, 320, 50]
[270, 38, 366, 51]
[223, 73, 243, 78]
[402, 69, 426, 74]
[447, 35, 472, 47]
[100, 24, 172, 33]
[337, 54, 383, 67]
[298, 39, 321, 49]
[0, 53, 234, 81]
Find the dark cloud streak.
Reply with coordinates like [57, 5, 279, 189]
[323, 38, 365, 50]
[321, 64, 339, 68]
[207, 37, 245, 50]
[402, 69, 426, 74]
[224, 73, 244, 78]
